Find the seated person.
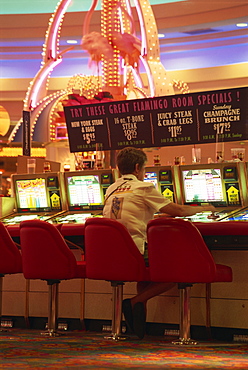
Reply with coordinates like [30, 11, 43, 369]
[103, 147, 215, 339]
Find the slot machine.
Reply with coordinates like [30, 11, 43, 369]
[177, 162, 248, 222]
[50, 169, 117, 225]
[1, 172, 66, 226]
[144, 165, 180, 203]
[48, 169, 117, 250]
[220, 161, 248, 221]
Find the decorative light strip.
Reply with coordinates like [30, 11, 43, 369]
[140, 55, 155, 96]
[8, 89, 68, 143]
[28, 59, 62, 109]
[9, 0, 73, 142]
[133, 0, 148, 56]
[172, 79, 190, 94]
[24, 0, 71, 110]
[0, 148, 46, 157]
[44, 0, 72, 60]
[30, 89, 69, 140]
[101, 0, 121, 88]
[130, 67, 144, 88]
[49, 92, 70, 141]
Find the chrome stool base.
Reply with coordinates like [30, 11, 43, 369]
[172, 338, 198, 345]
[41, 329, 62, 337]
[104, 334, 127, 341]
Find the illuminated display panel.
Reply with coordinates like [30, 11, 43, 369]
[67, 175, 103, 209]
[144, 172, 158, 189]
[182, 168, 225, 204]
[16, 178, 49, 211]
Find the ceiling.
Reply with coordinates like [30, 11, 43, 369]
[1, 0, 184, 14]
[0, 0, 248, 79]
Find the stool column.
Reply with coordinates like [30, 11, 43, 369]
[180, 285, 191, 340]
[105, 282, 126, 341]
[173, 284, 197, 345]
[205, 283, 212, 339]
[0, 276, 3, 329]
[0, 276, 3, 320]
[42, 280, 60, 337]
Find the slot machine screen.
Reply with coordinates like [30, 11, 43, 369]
[144, 172, 158, 189]
[66, 174, 103, 210]
[15, 178, 50, 212]
[182, 168, 226, 205]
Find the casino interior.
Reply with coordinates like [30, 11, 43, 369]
[0, 0, 248, 368]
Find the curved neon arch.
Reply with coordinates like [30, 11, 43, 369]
[25, 0, 72, 110]
[9, 0, 175, 143]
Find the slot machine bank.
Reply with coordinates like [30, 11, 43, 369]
[49, 168, 117, 248]
[0, 171, 68, 328]
[1, 168, 120, 330]
[175, 161, 248, 338]
[221, 161, 248, 221]
[144, 165, 180, 204]
[2, 162, 248, 339]
[140, 161, 248, 338]
[177, 162, 248, 222]
[2, 172, 66, 231]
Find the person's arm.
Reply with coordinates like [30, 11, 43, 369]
[159, 202, 216, 217]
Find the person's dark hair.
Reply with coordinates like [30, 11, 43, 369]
[117, 147, 147, 175]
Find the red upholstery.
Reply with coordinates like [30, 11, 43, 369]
[6, 223, 62, 238]
[0, 222, 22, 274]
[20, 219, 86, 280]
[85, 217, 149, 282]
[194, 221, 248, 236]
[60, 223, 85, 236]
[147, 218, 232, 283]
[84, 217, 150, 340]
[5, 225, 21, 238]
[147, 218, 232, 344]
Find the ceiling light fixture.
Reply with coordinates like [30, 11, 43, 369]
[67, 40, 78, 44]
[236, 23, 248, 27]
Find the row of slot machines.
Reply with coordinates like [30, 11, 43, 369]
[1, 169, 116, 227]
[144, 161, 248, 222]
[1, 161, 248, 229]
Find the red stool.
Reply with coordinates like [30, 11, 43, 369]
[194, 220, 248, 333]
[0, 222, 22, 329]
[147, 217, 232, 345]
[20, 219, 86, 336]
[84, 217, 150, 341]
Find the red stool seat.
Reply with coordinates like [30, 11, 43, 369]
[85, 217, 149, 340]
[20, 219, 86, 336]
[0, 223, 22, 274]
[147, 217, 232, 345]
[0, 222, 22, 326]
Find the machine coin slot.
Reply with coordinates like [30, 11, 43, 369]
[223, 166, 238, 182]
[159, 170, 172, 184]
[101, 173, 112, 185]
[47, 176, 59, 188]
[101, 172, 113, 196]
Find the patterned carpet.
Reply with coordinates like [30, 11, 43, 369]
[0, 329, 248, 369]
